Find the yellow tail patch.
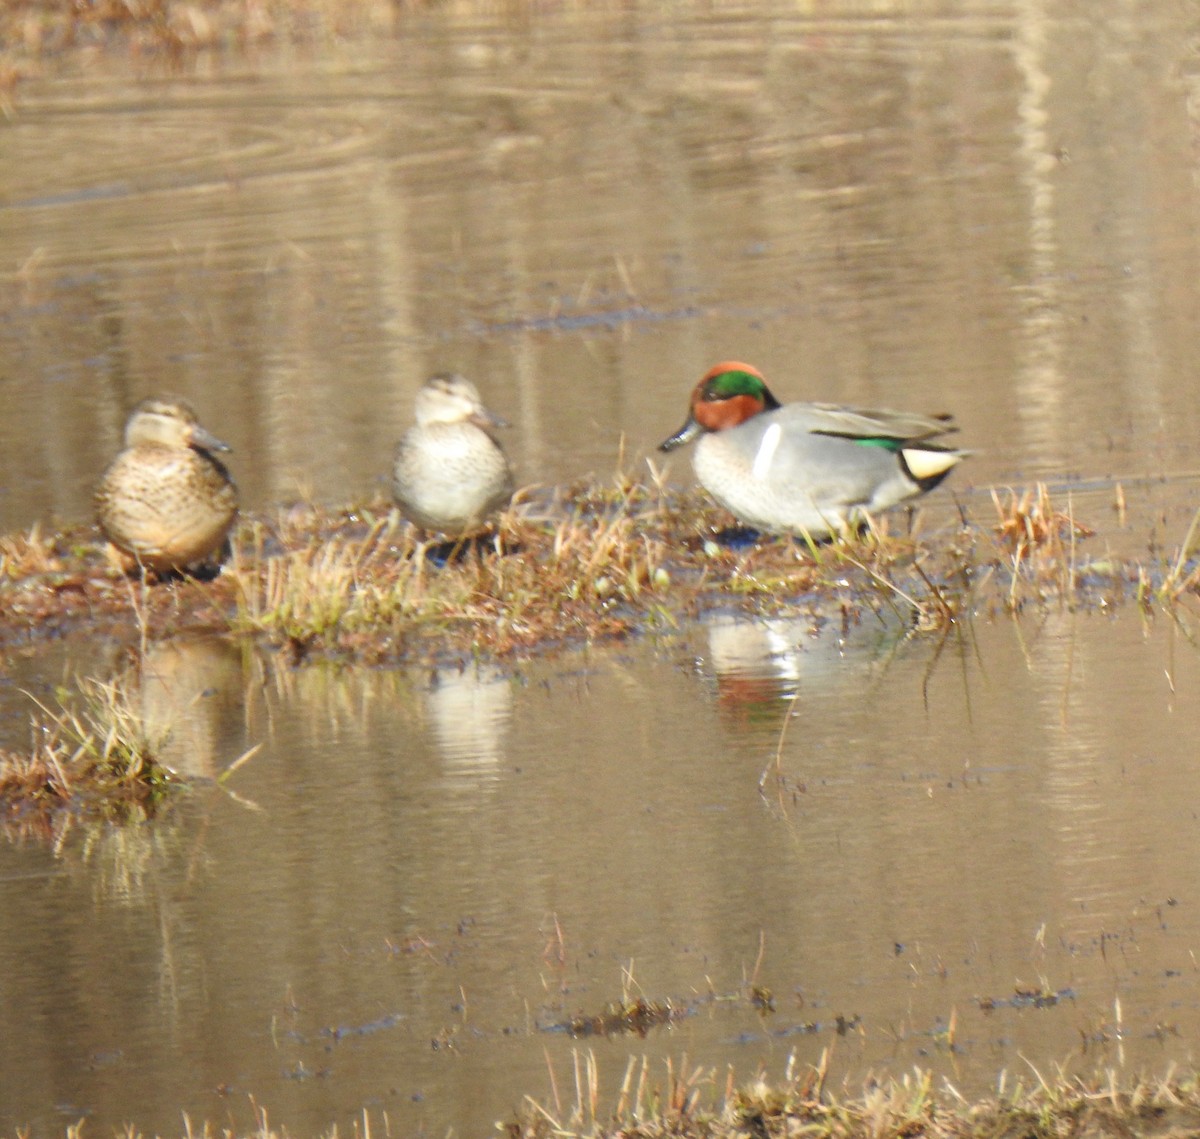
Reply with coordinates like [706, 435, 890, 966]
[902, 448, 962, 481]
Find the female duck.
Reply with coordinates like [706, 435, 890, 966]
[96, 396, 238, 575]
[392, 374, 514, 537]
[659, 361, 966, 540]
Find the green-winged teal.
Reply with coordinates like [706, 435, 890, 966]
[659, 360, 967, 540]
[392, 374, 514, 537]
[95, 396, 238, 575]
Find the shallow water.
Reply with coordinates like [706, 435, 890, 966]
[6, 0, 1200, 1135]
[5, 612, 1200, 1137]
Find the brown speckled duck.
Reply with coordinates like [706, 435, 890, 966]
[95, 396, 238, 576]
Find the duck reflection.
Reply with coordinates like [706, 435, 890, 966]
[703, 613, 906, 726]
[130, 634, 246, 781]
[422, 662, 513, 791]
[704, 615, 826, 725]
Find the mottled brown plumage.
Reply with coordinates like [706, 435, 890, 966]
[95, 397, 238, 576]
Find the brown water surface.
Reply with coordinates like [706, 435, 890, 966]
[5, 2, 1200, 1136]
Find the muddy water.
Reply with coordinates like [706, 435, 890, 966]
[4, 613, 1200, 1136]
[6, 0, 1200, 1135]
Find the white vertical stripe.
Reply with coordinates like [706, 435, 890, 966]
[751, 423, 782, 480]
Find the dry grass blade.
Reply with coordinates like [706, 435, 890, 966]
[1160, 505, 1200, 601]
[218, 741, 263, 784]
[0, 521, 62, 578]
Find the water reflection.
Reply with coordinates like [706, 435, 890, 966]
[133, 634, 247, 781]
[704, 613, 829, 716]
[1012, 0, 1067, 469]
[702, 610, 914, 726]
[257, 654, 513, 789]
[423, 662, 513, 790]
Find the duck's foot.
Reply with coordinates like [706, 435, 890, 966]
[420, 529, 521, 567]
[422, 538, 471, 567]
[185, 558, 226, 582]
[713, 525, 765, 550]
[789, 530, 841, 551]
[104, 538, 230, 583]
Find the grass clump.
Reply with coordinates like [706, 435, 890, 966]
[5, 1056, 1200, 1139]
[0, 672, 178, 828]
[503, 1052, 1200, 1139]
[562, 997, 686, 1038]
[225, 479, 698, 662]
[0, 522, 64, 580]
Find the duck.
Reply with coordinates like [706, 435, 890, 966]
[658, 361, 967, 540]
[95, 396, 238, 576]
[392, 373, 515, 537]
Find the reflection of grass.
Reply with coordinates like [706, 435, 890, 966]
[2, 0, 401, 73]
[508, 1054, 1200, 1139]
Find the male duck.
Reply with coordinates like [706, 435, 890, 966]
[392, 373, 515, 537]
[659, 361, 966, 540]
[95, 396, 238, 575]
